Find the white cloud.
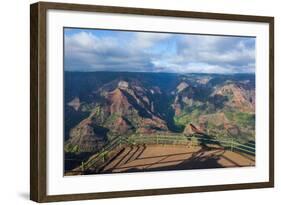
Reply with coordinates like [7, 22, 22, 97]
[64, 30, 255, 73]
[149, 35, 255, 73]
[134, 32, 172, 49]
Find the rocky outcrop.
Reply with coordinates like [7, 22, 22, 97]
[213, 83, 255, 113]
[176, 82, 189, 93]
[184, 123, 205, 136]
[64, 72, 256, 154]
[107, 88, 131, 115]
[67, 97, 81, 111]
[66, 118, 104, 152]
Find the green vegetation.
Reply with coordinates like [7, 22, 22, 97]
[174, 114, 191, 127]
[173, 107, 202, 128]
[104, 113, 120, 126]
[125, 109, 142, 128]
[64, 72, 256, 160]
[64, 144, 79, 153]
[91, 105, 108, 123]
[235, 112, 255, 127]
[225, 111, 255, 127]
[92, 105, 102, 116]
[80, 103, 95, 112]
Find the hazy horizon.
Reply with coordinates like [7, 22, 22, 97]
[64, 70, 255, 75]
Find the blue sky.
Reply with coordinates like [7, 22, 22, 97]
[64, 28, 255, 73]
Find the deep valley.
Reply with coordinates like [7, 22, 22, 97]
[64, 72, 255, 173]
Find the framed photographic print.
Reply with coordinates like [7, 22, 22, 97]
[30, 1, 274, 202]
